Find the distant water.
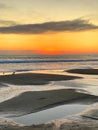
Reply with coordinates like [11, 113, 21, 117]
[0, 54, 98, 72]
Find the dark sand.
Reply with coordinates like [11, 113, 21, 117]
[66, 69, 98, 75]
[0, 73, 81, 85]
[0, 89, 98, 116]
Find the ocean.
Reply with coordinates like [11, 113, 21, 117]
[0, 54, 98, 73]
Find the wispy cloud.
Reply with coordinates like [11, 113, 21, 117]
[0, 18, 98, 34]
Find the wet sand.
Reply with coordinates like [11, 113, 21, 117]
[66, 68, 98, 75]
[0, 71, 98, 130]
[0, 73, 81, 85]
[0, 89, 98, 116]
[81, 104, 98, 120]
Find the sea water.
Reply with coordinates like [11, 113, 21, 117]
[0, 54, 98, 73]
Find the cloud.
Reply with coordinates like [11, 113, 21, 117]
[0, 18, 98, 34]
[0, 19, 17, 26]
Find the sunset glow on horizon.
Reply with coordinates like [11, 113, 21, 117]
[0, 0, 98, 55]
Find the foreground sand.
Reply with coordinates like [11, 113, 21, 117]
[1, 118, 98, 130]
[0, 71, 98, 130]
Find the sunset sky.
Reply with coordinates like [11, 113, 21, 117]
[0, 0, 98, 54]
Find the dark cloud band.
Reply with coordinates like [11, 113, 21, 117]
[0, 19, 98, 34]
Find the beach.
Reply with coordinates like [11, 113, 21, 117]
[1, 118, 98, 130]
[0, 68, 98, 130]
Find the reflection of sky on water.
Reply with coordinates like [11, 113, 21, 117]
[74, 75, 98, 96]
[12, 104, 89, 125]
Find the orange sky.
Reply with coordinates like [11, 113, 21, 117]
[0, 30, 98, 54]
[0, 0, 98, 54]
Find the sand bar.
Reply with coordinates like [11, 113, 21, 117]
[0, 89, 98, 116]
[0, 73, 81, 85]
[66, 69, 98, 75]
